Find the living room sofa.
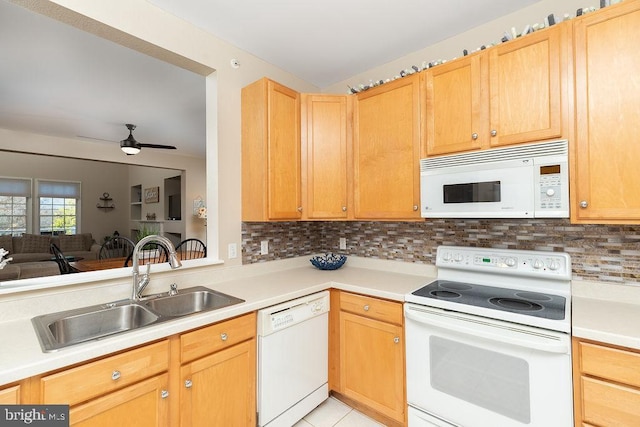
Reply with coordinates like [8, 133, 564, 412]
[0, 233, 101, 280]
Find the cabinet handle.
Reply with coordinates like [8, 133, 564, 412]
[297, 207, 303, 212]
[471, 133, 478, 140]
[161, 390, 169, 399]
[342, 206, 347, 212]
[220, 332, 228, 341]
[185, 379, 193, 389]
[111, 370, 121, 381]
[580, 200, 588, 209]
[413, 205, 418, 211]
[490, 129, 497, 137]
[363, 305, 370, 311]
[394, 337, 400, 344]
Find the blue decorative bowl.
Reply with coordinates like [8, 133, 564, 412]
[310, 253, 347, 270]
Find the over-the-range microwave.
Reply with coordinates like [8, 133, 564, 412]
[420, 140, 569, 218]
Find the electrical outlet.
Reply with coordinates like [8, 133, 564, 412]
[339, 237, 347, 250]
[228, 243, 237, 259]
[260, 240, 269, 255]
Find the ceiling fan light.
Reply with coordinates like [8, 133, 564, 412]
[121, 145, 140, 155]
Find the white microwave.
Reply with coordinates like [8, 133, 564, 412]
[420, 140, 569, 218]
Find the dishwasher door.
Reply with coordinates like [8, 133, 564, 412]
[258, 291, 329, 427]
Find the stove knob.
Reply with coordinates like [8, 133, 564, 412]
[442, 252, 452, 262]
[505, 257, 517, 267]
[549, 260, 561, 271]
[453, 253, 464, 262]
[533, 259, 545, 269]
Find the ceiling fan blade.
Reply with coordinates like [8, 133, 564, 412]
[138, 143, 177, 150]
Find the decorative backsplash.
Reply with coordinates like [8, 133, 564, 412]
[242, 219, 640, 284]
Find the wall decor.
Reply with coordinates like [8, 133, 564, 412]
[144, 186, 159, 204]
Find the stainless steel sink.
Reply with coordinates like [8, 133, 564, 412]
[142, 287, 244, 317]
[32, 286, 245, 352]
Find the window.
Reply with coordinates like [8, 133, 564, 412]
[0, 177, 31, 236]
[37, 180, 81, 235]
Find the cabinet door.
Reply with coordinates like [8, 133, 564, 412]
[242, 78, 301, 221]
[573, 1, 640, 223]
[0, 384, 20, 404]
[70, 373, 169, 427]
[489, 25, 565, 147]
[301, 94, 351, 219]
[354, 74, 422, 219]
[340, 311, 404, 422]
[425, 54, 487, 155]
[180, 339, 256, 427]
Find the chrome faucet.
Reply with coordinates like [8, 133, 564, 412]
[131, 235, 182, 300]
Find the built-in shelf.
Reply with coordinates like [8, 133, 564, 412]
[130, 184, 142, 220]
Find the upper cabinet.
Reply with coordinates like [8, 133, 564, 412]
[353, 73, 423, 220]
[572, 0, 640, 223]
[301, 94, 352, 220]
[425, 24, 569, 156]
[242, 78, 301, 221]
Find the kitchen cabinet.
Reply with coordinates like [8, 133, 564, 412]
[301, 94, 352, 220]
[0, 383, 20, 404]
[40, 340, 170, 426]
[242, 77, 301, 221]
[571, 0, 640, 223]
[425, 23, 568, 156]
[332, 290, 405, 425]
[179, 312, 256, 427]
[573, 338, 640, 426]
[353, 73, 422, 219]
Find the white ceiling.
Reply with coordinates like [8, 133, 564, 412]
[0, 0, 543, 157]
[149, 0, 541, 88]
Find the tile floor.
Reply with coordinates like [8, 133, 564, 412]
[293, 397, 385, 427]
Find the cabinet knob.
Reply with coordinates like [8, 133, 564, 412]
[471, 133, 478, 140]
[394, 337, 400, 344]
[185, 379, 193, 389]
[490, 129, 497, 137]
[413, 205, 418, 211]
[580, 200, 588, 209]
[111, 370, 121, 381]
[220, 332, 228, 341]
[363, 305, 370, 311]
[342, 206, 347, 212]
[161, 390, 169, 399]
[297, 206, 303, 212]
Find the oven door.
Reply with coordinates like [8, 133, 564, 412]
[404, 303, 572, 427]
[421, 158, 534, 218]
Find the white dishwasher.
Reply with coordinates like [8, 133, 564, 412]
[257, 291, 330, 427]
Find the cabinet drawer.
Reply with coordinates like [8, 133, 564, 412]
[579, 341, 640, 388]
[181, 312, 256, 364]
[582, 377, 640, 426]
[339, 292, 402, 325]
[41, 340, 169, 406]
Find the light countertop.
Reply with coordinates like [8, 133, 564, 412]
[0, 256, 435, 385]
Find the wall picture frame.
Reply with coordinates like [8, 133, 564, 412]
[144, 186, 159, 204]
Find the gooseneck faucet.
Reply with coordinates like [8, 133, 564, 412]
[131, 235, 182, 300]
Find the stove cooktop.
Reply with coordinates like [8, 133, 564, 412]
[410, 280, 566, 321]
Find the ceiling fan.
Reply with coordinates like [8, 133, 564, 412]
[120, 123, 177, 155]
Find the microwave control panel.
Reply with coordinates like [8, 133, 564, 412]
[534, 157, 568, 217]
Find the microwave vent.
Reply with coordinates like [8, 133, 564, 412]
[421, 140, 568, 171]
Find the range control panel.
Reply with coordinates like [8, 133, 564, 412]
[436, 246, 571, 280]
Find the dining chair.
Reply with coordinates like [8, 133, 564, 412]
[124, 241, 169, 267]
[50, 243, 79, 274]
[99, 236, 135, 260]
[175, 238, 207, 260]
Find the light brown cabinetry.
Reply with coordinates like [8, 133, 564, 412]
[573, 338, 640, 426]
[425, 24, 568, 156]
[41, 340, 170, 426]
[178, 312, 256, 427]
[242, 78, 301, 221]
[354, 73, 422, 219]
[572, 0, 640, 223]
[331, 290, 405, 426]
[0, 383, 21, 404]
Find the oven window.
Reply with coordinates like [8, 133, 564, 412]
[430, 336, 530, 423]
[443, 181, 500, 204]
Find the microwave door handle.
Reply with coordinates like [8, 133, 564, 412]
[405, 307, 569, 354]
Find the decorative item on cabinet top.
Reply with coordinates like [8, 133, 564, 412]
[97, 192, 115, 211]
[310, 253, 347, 270]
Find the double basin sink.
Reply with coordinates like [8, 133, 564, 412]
[32, 286, 245, 352]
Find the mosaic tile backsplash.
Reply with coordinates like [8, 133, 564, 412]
[242, 219, 640, 284]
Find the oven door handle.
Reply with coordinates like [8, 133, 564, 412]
[405, 306, 569, 354]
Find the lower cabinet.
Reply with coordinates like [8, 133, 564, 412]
[331, 290, 405, 426]
[0, 383, 21, 404]
[573, 338, 640, 426]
